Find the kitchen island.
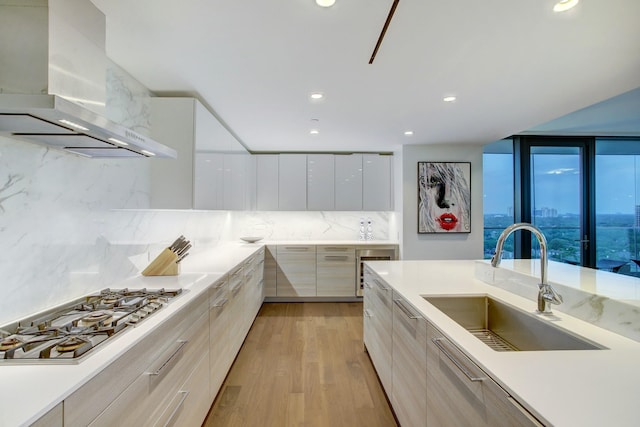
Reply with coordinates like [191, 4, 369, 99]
[365, 259, 640, 426]
[2, 247, 638, 426]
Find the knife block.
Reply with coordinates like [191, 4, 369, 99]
[141, 248, 181, 276]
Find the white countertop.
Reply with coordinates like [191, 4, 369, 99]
[0, 242, 262, 427]
[257, 239, 399, 246]
[366, 259, 640, 427]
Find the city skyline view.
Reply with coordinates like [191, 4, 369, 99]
[483, 154, 640, 215]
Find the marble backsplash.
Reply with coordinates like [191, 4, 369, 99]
[0, 135, 394, 324]
[475, 260, 640, 342]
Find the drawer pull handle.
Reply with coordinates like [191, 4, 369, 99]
[432, 337, 484, 382]
[162, 390, 190, 427]
[363, 281, 372, 289]
[373, 278, 389, 291]
[213, 297, 228, 308]
[364, 309, 373, 318]
[324, 247, 348, 251]
[231, 282, 243, 294]
[284, 246, 309, 251]
[393, 299, 419, 319]
[325, 255, 349, 261]
[149, 340, 188, 378]
[212, 280, 227, 289]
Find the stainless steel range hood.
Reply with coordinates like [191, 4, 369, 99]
[0, 0, 177, 159]
[0, 94, 177, 158]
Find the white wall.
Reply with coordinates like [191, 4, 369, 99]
[401, 144, 484, 260]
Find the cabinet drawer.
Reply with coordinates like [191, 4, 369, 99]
[89, 310, 210, 427]
[427, 324, 544, 427]
[392, 295, 427, 427]
[209, 274, 231, 399]
[153, 352, 211, 427]
[209, 276, 228, 304]
[264, 245, 277, 297]
[30, 402, 62, 427]
[316, 245, 355, 254]
[209, 286, 234, 400]
[316, 247, 356, 296]
[362, 273, 393, 393]
[65, 295, 208, 426]
[276, 245, 316, 297]
[228, 264, 244, 293]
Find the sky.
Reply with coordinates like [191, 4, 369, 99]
[483, 154, 639, 215]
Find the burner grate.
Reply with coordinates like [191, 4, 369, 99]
[0, 288, 182, 363]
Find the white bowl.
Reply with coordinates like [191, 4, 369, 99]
[240, 236, 264, 243]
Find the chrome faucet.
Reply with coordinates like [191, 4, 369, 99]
[490, 223, 563, 314]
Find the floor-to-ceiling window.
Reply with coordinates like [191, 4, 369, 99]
[484, 136, 640, 277]
[483, 139, 514, 259]
[595, 138, 640, 275]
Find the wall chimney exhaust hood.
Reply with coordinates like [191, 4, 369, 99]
[0, 0, 177, 159]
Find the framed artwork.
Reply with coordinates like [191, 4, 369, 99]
[417, 161, 471, 233]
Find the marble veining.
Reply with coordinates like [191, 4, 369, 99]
[0, 134, 394, 325]
[106, 61, 153, 135]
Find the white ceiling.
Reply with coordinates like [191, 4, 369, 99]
[91, 0, 640, 153]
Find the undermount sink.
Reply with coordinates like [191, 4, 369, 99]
[424, 295, 605, 351]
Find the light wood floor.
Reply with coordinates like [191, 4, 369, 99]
[203, 302, 397, 427]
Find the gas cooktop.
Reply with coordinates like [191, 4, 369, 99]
[0, 288, 183, 363]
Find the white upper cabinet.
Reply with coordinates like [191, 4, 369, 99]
[363, 154, 393, 210]
[253, 153, 392, 211]
[335, 154, 363, 211]
[150, 97, 251, 210]
[255, 155, 279, 210]
[194, 152, 224, 210]
[222, 153, 252, 210]
[149, 98, 196, 209]
[307, 154, 335, 211]
[278, 154, 307, 210]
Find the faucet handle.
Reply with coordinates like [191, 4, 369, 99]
[540, 284, 563, 305]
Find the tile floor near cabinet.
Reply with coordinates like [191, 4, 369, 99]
[204, 302, 397, 427]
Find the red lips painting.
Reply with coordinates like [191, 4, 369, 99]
[418, 162, 471, 233]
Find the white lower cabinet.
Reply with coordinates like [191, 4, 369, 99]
[61, 248, 267, 427]
[316, 245, 356, 296]
[154, 352, 211, 427]
[276, 245, 316, 296]
[227, 263, 247, 358]
[264, 245, 277, 297]
[31, 403, 63, 427]
[427, 323, 543, 427]
[209, 276, 231, 399]
[244, 248, 265, 325]
[391, 293, 427, 427]
[86, 307, 210, 427]
[362, 266, 393, 393]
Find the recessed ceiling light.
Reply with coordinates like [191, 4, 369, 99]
[316, 0, 336, 7]
[310, 92, 324, 100]
[553, 0, 579, 12]
[443, 96, 457, 102]
[310, 129, 319, 135]
[404, 131, 414, 136]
